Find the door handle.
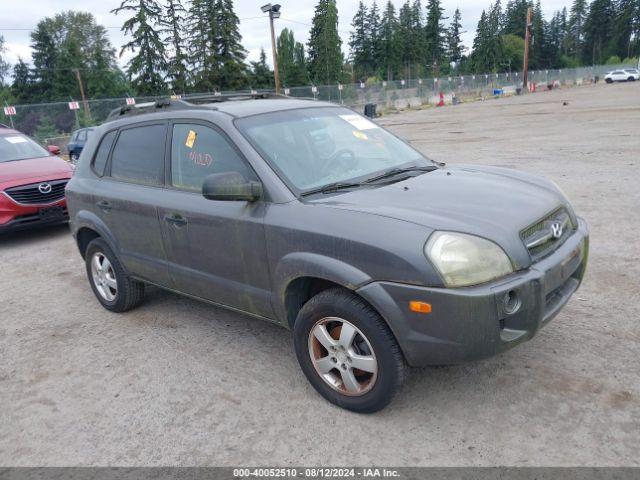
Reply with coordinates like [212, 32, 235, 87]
[164, 214, 188, 227]
[96, 200, 112, 212]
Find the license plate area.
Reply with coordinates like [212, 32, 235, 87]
[39, 205, 64, 221]
[543, 245, 582, 296]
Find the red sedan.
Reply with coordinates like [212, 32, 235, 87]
[0, 127, 74, 233]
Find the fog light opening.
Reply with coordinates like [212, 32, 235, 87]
[503, 290, 521, 315]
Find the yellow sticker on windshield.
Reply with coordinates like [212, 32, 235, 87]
[185, 130, 197, 148]
[352, 130, 368, 141]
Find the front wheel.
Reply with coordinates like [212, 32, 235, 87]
[606, 78, 613, 84]
[628, 77, 636, 82]
[293, 288, 407, 413]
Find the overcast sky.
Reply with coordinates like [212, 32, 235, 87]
[1, 0, 572, 70]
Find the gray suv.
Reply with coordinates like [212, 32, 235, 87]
[66, 96, 589, 413]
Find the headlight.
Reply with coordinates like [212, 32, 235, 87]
[425, 232, 513, 287]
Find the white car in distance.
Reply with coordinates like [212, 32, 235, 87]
[604, 69, 639, 83]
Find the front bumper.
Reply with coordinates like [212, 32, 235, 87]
[358, 218, 589, 367]
[0, 194, 69, 233]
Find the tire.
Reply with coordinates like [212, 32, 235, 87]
[293, 288, 407, 413]
[628, 77, 636, 82]
[85, 237, 145, 312]
[70, 152, 79, 163]
[605, 78, 613, 84]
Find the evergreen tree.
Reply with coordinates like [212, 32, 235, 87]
[559, 7, 570, 57]
[471, 2, 504, 73]
[611, 0, 637, 59]
[530, 0, 546, 68]
[187, 0, 212, 90]
[399, 1, 414, 78]
[424, 0, 447, 75]
[367, 1, 382, 75]
[378, 0, 401, 80]
[568, 0, 588, 58]
[582, 0, 616, 64]
[447, 8, 466, 68]
[112, 0, 168, 95]
[161, 0, 189, 93]
[397, 0, 423, 78]
[249, 48, 273, 89]
[216, 0, 248, 90]
[411, 0, 426, 76]
[277, 28, 308, 86]
[308, 0, 344, 85]
[350, 1, 372, 79]
[503, 0, 530, 38]
[11, 59, 31, 103]
[0, 36, 10, 88]
[545, 11, 563, 68]
[30, 18, 58, 100]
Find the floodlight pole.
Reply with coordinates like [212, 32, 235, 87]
[522, 7, 533, 90]
[268, 9, 281, 95]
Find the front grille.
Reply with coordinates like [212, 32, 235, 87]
[5, 179, 68, 205]
[521, 207, 575, 260]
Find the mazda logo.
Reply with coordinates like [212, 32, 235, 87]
[38, 183, 52, 194]
[550, 222, 564, 239]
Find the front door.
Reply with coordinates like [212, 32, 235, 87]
[157, 121, 274, 319]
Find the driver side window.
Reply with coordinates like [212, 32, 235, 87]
[170, 123, 253, 192]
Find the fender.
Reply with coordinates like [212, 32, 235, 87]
[72, 209, 119, 259]
[272, 252, 373, 322]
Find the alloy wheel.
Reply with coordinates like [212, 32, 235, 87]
[90, 252, 118, 302]
[308, 317, 378, 396]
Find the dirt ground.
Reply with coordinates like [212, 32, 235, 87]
[1, 81, 638, 467]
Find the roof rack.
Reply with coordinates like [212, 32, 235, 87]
[105, 92, 287, 122]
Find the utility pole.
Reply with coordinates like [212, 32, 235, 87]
[73, 68, 92, 123]
[522, 7, 533, 90]
[261, 4, 282, 94]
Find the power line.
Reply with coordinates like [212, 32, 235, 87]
[0, 16, 268, 31]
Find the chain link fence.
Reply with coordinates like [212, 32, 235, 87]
[2, 63, 635, 149]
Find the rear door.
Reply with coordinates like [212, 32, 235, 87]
[95, 122, 171, 285]
[156, 120, 274, 318]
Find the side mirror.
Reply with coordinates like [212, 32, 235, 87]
[202, 172, 263, 202]
[48, 145, 61, 155]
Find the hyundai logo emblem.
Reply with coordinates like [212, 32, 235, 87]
[38, 183, 52, 194]
[550, 222, 563, 239]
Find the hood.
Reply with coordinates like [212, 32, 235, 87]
[311, 165, 569, 268]
[0, 156, 73, 186]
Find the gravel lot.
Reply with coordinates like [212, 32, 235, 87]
[1, 82, 638, 467]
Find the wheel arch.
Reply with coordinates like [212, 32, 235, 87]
[274, 252, 374, 329]
[72, 210, 119, 260]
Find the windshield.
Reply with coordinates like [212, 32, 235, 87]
[0, 134, 50, 163]
[237, 107, 432, 193]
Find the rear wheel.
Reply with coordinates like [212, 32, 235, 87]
[628, 77, 636, 82]
[85, 238, 145, 312]
[293, 288, 406, 413]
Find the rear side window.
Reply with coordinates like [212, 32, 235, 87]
[92, 131, 116, 176]
[110, 124, 166, 185]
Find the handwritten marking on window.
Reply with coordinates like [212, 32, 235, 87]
[188, 151, 213, 167]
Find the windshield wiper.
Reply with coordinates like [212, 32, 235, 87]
[364, 165, 437, 184]
[301, 165, 439, 197]
[301, 181, 366, 197]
